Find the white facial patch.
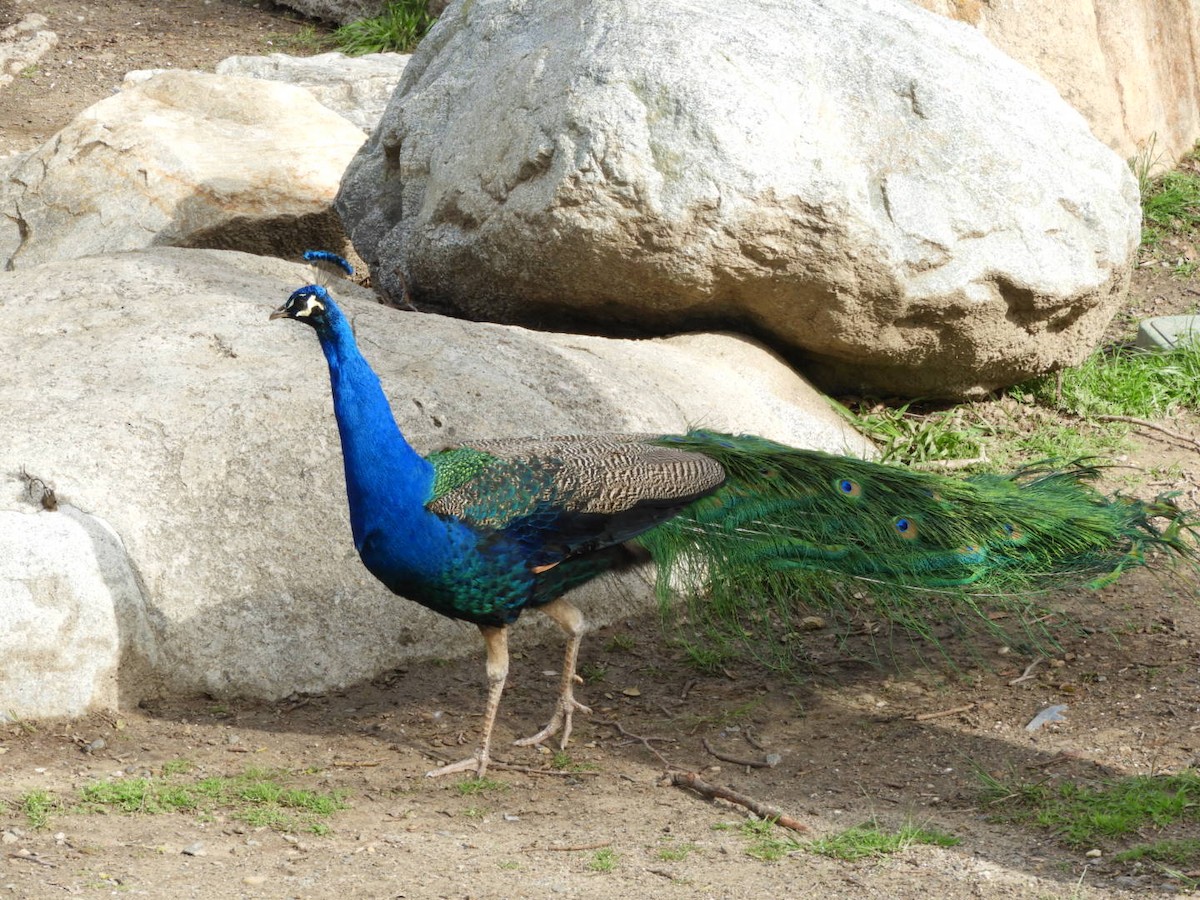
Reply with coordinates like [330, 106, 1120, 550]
[295, 293, 325, 317]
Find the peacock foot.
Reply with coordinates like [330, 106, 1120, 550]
[513, 694, 592, 750]
[426, 750, 490, 779]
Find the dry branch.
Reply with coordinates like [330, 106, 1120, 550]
[668, 771, 811, 833]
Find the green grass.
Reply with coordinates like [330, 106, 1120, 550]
[454, 776, 507, 796]
[37, 767, 349, 834]
[980, 770, 1200, 848]
[1014, 343, 1200, 419]
[806, 818, 960, 860]
[604, 633, 635, 653]
[846, 402, 988, 466]
[655, 838, 699, 861]
[737, 818, 802, 861]
[18, 790, 55, 829]
[332, 1, 434, 55]
[587, 847, 618, 872]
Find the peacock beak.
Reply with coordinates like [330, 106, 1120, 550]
[269, 306, 289, 321]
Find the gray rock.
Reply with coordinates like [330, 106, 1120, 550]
[0, 71, 365, 271]
[338, 0, 1139, 399]
[215, 52, 409, 133]
[272, 1, 389, 26]
[1, 248, 868, 717]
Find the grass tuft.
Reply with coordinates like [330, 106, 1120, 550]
[1015, 343, 1200, 419]
[979, 769, 1200, 848]
[587, 847, 618, 872]
[332, 1, 434, 55]
[805, 818, 960, 860]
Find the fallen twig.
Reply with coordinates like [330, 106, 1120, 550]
[521, 840, 612, 853]
[1095, 415, 1200, 450]
[330, 759, 382, 768]
[668, 771, 810, 833]
[701, 736, 778, 769]
[1008, 658, 1043, 686]
[912, 703, 975, 722]
[594, 718, 676, 768]
[8, 853, 56, 868]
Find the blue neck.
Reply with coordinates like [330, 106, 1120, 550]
[313, 303, 435, 548]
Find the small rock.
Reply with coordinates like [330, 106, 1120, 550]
[181, 842, 206, 857]
[622, 687, 641, 697]
[1, 831, 19, 845]
[84, 738, 106, 754]
[243, 875, 267, 886]
[799, 616, 826, 631]
[1085, 848, 1102, 858]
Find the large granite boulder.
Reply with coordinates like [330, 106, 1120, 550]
[914, 0, 1200, 171]
[1, 248, 869, 719]
[338, 0, 1141, 399]
[0, 71, 365, 270]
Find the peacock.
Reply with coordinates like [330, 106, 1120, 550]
[271, 252, 1196, 778]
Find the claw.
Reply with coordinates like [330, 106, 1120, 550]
[514, 694, 592, 749]
[426, 750, 490, 779]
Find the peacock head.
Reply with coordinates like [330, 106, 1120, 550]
[270, 284, 333, 329]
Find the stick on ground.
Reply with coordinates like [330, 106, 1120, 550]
[668, 771, 811, 833]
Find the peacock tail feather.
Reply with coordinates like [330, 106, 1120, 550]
[636, 430, 1198, 658]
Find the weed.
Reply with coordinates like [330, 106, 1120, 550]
[580, 662, 608, 683]
[655, 838, 699, 861]
[739, 817, 801, 861]
[68, 768, 347, 834]
[805, 818, 959, 860]
[847, 401, 987, 466]
[604, 633, 635, 653]
[455, 776, 507, 796]
[265, 24, 328, 53]
[587, 847, 618, 872]
[979, 769, 1200, 847]
[679, 639, 736, 676]
[19, 790, 54, 829]
[333, 0, 434, 55]
[160, 759, 194, 777]
[1016, 343, 1200, 419]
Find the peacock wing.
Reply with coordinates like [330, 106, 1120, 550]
[425, 434, 726, 561]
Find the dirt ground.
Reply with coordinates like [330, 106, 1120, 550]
[4, 2, 1200, 898]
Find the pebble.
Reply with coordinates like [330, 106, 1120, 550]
[1085, 848, 1102, 858]
[181, 842, 206, 857]
[0, 832, 18, 845]
[243, 875, 267, 886]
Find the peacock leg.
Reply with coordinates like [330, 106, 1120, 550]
[514, 597, 592, 750]
[426, 625, 509, 778]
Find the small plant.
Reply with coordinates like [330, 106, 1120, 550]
[679, 639, 736, 676]
[266, 24, 328, 54]
[455, 776, 507, 796]
[805, 818, 959, 860]
[604, 633, 635, 653]
[580, 661, 608, 683]
[979, 769, 1200, 848]
[160, 758, 195, 777]
[1016, 343, 1200, 419]
[587, 847, 618, 872]
[656, 839, 699, 861]
[847, 401, 987, 466]
[68, 768, 347, 834]
[19, 790, 55, 829]
[333, 1, 434, 55]
[739, 817, 801, 862]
